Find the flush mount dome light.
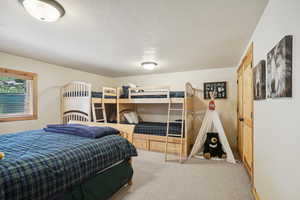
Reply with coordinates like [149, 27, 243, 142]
[20, 0, 65, 22]
[141, 62, 158, 70]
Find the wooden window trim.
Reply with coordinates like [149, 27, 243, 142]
[0, 67, 38, 122]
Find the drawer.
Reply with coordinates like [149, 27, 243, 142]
[150, 140, 184, 154]
[133, 138, 148, 150]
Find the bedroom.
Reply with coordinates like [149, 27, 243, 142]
[0, 0, 299, 200]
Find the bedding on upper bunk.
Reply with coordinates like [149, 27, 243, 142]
[133, 122, 184, 137]
[0, 130, 137, 200]
[91, 91, 116, 99]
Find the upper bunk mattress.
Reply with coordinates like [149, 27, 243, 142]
[134, 122, 183, 137]
[92, 92, 116, 99]
[0, 130, 137, 200]
[120, 91, 185, 99]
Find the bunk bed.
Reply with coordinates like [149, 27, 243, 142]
[61, 81, 206, 159]
[91, 87, 118, 123]
[117, 83, 206, 158]
[61, 82, 117, 124]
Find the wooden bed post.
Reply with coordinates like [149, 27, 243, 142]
[128, 158, 133, 186]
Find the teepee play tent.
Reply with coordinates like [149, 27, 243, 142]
[189, 109, 236, 164]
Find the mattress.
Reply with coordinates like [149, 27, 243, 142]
[92, 91, 116, 99]
[0, 130, 137, 200]
[120, 91, 185, 99]
[134, 122, 184, 137]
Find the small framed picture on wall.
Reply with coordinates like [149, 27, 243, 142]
[253, 60, 266, 100]
[204, 81, 227, 99]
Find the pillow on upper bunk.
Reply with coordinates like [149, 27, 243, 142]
[130, 112, 139, 124]
[128, 83, 137, 88]
[124, 111, 139, 124]
[44, 124, 119, 139]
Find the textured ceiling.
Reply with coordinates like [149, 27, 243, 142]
[0, 0, 268, 77]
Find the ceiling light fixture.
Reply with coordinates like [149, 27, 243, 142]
[19, 0, 65, 22]
[141, 62, 158, 70]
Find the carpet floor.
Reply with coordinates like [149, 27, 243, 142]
[111, 150, 253, 200]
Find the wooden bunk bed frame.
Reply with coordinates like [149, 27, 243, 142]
[62, 82, 206, 158]
[61, 82, 118, 124]
[117, 82, 203, 157]
[91, 87, 118, 123]
[91, 87, 118, 104]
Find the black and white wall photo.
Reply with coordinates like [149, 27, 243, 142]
[253, 60, 266, 100]
[267, 35, 293, 98]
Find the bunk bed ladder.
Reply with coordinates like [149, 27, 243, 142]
[92, 102, 107, 123]
[165, 99, 185, 163]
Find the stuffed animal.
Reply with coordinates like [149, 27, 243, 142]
[203, 132, 227, 159]
[0, 152, 5, 160]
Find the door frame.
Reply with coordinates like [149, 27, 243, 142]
[237, 43, 254, 181]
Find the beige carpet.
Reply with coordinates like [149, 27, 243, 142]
[111, 150, 253, 200]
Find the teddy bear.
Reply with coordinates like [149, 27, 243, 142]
[203, 132, 227, 159]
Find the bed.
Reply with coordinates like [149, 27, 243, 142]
[0, 124, 137, 200]
[116, 83, 206, 158]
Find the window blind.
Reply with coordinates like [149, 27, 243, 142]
[0, 78, 32, 117]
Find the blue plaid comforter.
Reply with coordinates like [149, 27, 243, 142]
[0, 130, 137, 200]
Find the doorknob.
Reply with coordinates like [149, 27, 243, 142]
[239, 118, 244, 122]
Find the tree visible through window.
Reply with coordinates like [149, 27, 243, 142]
[0, 68, 37, 122]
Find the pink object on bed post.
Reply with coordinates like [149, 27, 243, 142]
[208, 91, 216, 111]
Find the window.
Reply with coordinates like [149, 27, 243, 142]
[0, 67, 37, 122]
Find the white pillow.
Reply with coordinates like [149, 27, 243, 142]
[124, 111, 139, 124]
[128, 83, 137, 88]
[130, 112, 139, 124]
[123, 113, 133, 124]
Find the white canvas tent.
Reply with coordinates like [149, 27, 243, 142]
[189, 110, 236, 164]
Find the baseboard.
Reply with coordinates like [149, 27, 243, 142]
[252, 187, 260, 200]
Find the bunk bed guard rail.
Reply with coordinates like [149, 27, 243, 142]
[127, 86, 170, 99]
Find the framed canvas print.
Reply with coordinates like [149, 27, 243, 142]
[253, 60, 266, 100]
[267, 35, 293, 98]
[204, 81, 227, 99]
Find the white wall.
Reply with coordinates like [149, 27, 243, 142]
[115, 68, 237, 148]
[241, 0, 300, 199]
[0, 52, 116, 134]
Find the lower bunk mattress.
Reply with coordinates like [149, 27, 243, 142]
[0, 130, 137, 200]
[134, 122, 184, 137]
